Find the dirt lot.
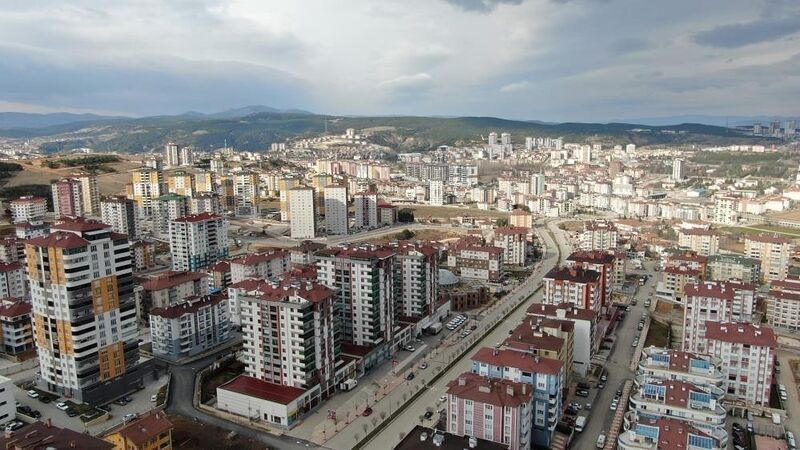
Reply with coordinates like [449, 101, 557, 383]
[403, 205, 508, 220]
[2, 157, 142, 196]
[170, 415, 265, 450]
[366, 227, 468, 244]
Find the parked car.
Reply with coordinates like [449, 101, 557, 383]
[362, 407, 373, 417]
[4, 421, 24, 432]
[25, 390, 39, 399]
[600, 374, 608, 382]
[424, 410, 434, 420]
[150, 394, 158, 402]
[56, 402, 70, 411]
[419, 362, 428, 370]
[439, 395, 447, 403]
[406, 372, 415, 381]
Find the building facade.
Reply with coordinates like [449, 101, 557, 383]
[169, 213, 229, 271]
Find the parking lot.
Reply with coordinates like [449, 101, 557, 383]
[13, 373, 169, 435]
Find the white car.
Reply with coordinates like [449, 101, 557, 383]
[610, 401, 618, 411]
[56, 402, 70, 411]
[150, 394, 158, 402]
[439, 395, 447, 403]
[25, 390, 39, 399]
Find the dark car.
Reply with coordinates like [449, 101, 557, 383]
[66, 409, 78, 417]
[362, 407, 373, 417]
[575, 390, 589, 397]
[424, 411, 434, 420]
[406, 372, 415, 381]
[38, 396, 51, 404]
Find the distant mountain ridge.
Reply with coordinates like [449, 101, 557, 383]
[616, 114, 800, 127]
[0, 112, 127, 129]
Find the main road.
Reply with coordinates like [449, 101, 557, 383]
[356, 220, 564, 450]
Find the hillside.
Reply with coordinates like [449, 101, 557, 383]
[0, 111, 778, 154]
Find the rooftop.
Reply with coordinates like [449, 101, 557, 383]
[229, 278, 334, 304]
[218, 375, 306, 405]
[0, 261, 22, 273]
[393, 426, 508, 450]
[704, 322, 777, 347]
[52, 217, 110, 233]
[494, 226, 528, 235]
[746, 234, 793, 245]
[0, 421, 113, 450]
[471, 346, 563, 375]
[141, 271, 207, 291]
[446, 371, 531, 408]
[112, 411, 173, 446]
[527, 302, 597, 320]
[678, 228, 719, 236]
[230, 250, 288, 266]
[684, 280, 755, 300]
[172, 212, 222, 223]
[26, 232, 90, 250]
[544, 266, 601, 284]
[566, 250, 616, 265]
[0, 299, 31, 318]
[150, 294, 227, 319]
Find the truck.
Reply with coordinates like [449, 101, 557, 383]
[575, 416, 587, 433]
[339, 379, 358, 391]
[427, 323, 443, 335]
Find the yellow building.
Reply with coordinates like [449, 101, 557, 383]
[278, 177, 299, 221]
[312, 173, 333, 214]
[509, 208, 533, 229]
[233, 172, 259, 216]
[194, 170, 216, 193]
[103, 411, 173, 450]
[131, 167, 164, 216]
[166, 170, 195, 197]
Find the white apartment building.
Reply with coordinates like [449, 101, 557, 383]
[429, 180, 444, 206]
[237, 280, 338, 401]
[289, 187, 317, 239]
[712, 196, 738, 225]
[677, 228, 719, 256]
[316, 245, 396, 363]
[131, 167, 164, 217]
[229, 250, 290, 283]
[0, 299, 34, 355]
[150, 294, 230, 360]
[580, 220, 618, 251]
[165, 142, 180, 167]
[0, 262, 27, 299]
[101, 196, 138, 239]
[682, 281, 756, 353]
[745, 234, 793, 282]
[233, 172, 259, 217]
[447, 244, 503, 282]
[394, 242, 439, 321]
[0, 376, 14, 425]
[629, 379, 726, 430]
[190, 192, 223, 215]
[169, 212, 229, 271]
[9, 196, 47, 223]
[617, 416, 726, 450]
[153, 193, 189, 239]
[766, 278, 800, 331]
[672, 158, 685, 181]
[638, 347, 725, 388]
[353, 191, 378, 229]
[323, 184, 348, 235]
[180, 146, 194, 166]
[26, 218, 142, 403]
[705, 322, 776, 406]
[493, 227, 528, 265]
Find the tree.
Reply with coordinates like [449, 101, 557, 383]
[396, 229, 416, 240]
[495, 218, 509, 227]
[398, 208, 415, 223]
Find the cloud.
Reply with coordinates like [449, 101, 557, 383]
[443, 0, 523, 13]
[499, 81, 533, 93]
[378, 73, 433, 92]
[693, 17, 800, 48]
[611, 37, 650, 54]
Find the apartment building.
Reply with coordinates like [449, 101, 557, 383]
[166, 170, 195, 197]
[316, 245, 396, 366]
[289, 187, 317, 239]
[0, 262, 27, 299]
[662, 250, 707, 273]
[10, 196, 47, 223]
[745, 234, 793, 281]
[493, 227, 528, 266]
[617, 416, 726, 450]
[131, 167, 164, 217]
[677, 228, 720, 256]
[712, 196, 738, 225]
[289, 241, 327, 266]
[236, 279, 338, 401]
[0, 237, 25, 264]
[527, 303, 597, 377]
[565, 250, 622, 307]
[446, 241, 503, 282]
[101, 196, 138, 239]
[656, 264, 702, 304]
[153, 193, 189, 239]
[504, 317, 574, 384]
[378, 203, 398, 226]
[190, 192, 223, 215]
[445, 372, 533, 450]
[0, 299, 33, 355]
[637, 348, 725, 388]
[705, 254, 760, 284]
[233, 171, 259, 217]
[429, 180, 444, 206]
[765, 278, 800, 331]
[102, 411, 173, 450]
[229, 250, 290, 283]
[543, 267, 602, 312]
[278, 177, 299, 222]
[193, 170, 216, 193]
[0, 376, 13, 425]
[354, 191, 379, 229]
[26, 218, 142, 403]
[705, 322, 776, 406]
[52, 178, 85, 217]
[682, 281, 756, 353]
[137, 270, 208, 321]
[323, 184, 348, 235]
[150, 294, 230, 360]
[579, 220, 618, 251]
[470, 347, 563, 447]
[509, 208, 533, 229]
[169, 212, 229, 271]
[75, 173, 100, 216]
[165, 142, 180, 167]
[130, 240, 156, 272]
[628, 379, 726, 429]
[393, 242, 439, 321]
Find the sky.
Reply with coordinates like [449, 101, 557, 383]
[0, 0, 799, 122]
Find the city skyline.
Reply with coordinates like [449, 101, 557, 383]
[0, 0, 799, 121]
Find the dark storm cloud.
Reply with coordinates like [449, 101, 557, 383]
[693, 16, 800, 48]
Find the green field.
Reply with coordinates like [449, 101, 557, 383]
[722, 224, 800, 238]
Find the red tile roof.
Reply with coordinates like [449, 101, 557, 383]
[114, 411, 173, 446]
[446, 372, 531, 408]
[746, 234, 793, 244]
[635, 417, 717, 449]
[230, 251, 288, 266]
[0, 299, 31, 318]
[53, 217, 110, 232]
[0, 421, 113, 450]
[150, 294, 226, 319]
[219, 375, 306, 405]
[10, 196, 46, 204]
[0, 261, 22, 273]
[471, 347, 563, 375]
[526, 302, 597, 320]
[544, 266, 601, 283]
[141, 271, 207, 291]
[705, 322, 777, 347]
[566, 250, 616, 265]
[290, 240, 327, 253]
[664, 265, 703, 276]
[230, 278, 333, 304]
[770, 278, 800, 292]
[26, 232, 90, 249]
[208, 260, 231, 272]
[316, 244, 395, 260]
[494, 226, 528, 236]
